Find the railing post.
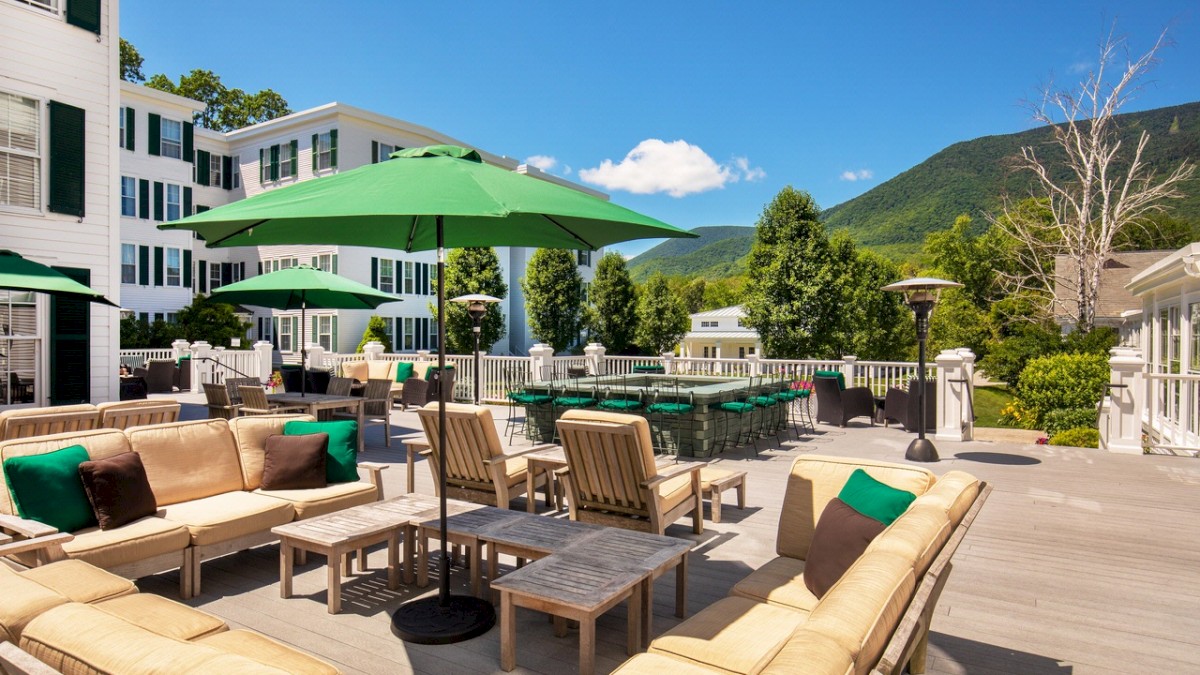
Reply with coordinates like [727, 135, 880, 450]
[957, 348, 976, 441]
[841, 356, 857, 387]
[253, 340, 273, 385]
[1107, 347, 1146, 454]
[529, 343, 554, 381]
[189, 341, 211, 393]
[476, 351, 488, 401]
[661, 352, 675, 375]
[584, 342, 607, 376]
[934, 349, 966, 442]
[306, 343, 326, 370]
[171, 339, 190, 361]
[362, 341, 384, 361]
[746, 352, 760, 377]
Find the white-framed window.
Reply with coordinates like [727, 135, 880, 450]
[231, 155, 241, 188]
[233, 262, 243, 282]
[376, 142, 400, 163]
[166, 312, 178, 324]
[577, 250, 592, 266]
[0, 91, 40, 211]
[165, 183, 181, 221]
[119, 106, 127, 149]
[315, 253, 334, 272]
[403, 262, 414, 294]
[700, 321, 718, 328]
[210, 264, 222, 291]
[15, 0, 58, 13]
[121, 244, 136, 284]
[209, 155, 222, 186]
[429, 317, 439, 349]
[279, 143, 294, 178]
[317, 315, 334, 351]
[279, 257, 297, 269]
[379, 259, 394, 294]
[279, 317, 294, 352]
[160, 118, 182, 159]
[165, 248, 181, 287]
[403, 317, 414, 351]
[315, 131, 334, 171]
[703, 346, 710, 358]
[120, 176, 136, 217]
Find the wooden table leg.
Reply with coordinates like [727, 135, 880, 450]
[387, 531, 400, 590]
[628, 584, 642, 656]
[710, 482, 723, 523]
[406, 446, 415, 494]
[500, 592, 516, 672]
[526, 464, 538, 513]
[357, 403, 365, 453]
[341, 551, 352, 576]
[470, 540, 483, 598]
[641, 579, 652, 648]
[402, 525, 415, 585]
[328, 554, 342, 614]
[280, 539, 293, 599]
[580, 616, 596, 675]
[676, 554, 688, 618]
[553, 615, 568, 638]
[736, 475, 746, 509]
[357, 547, 368, 573]
[417, 529, 430, 588]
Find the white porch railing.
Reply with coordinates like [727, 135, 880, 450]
[1142, 371, 1200, 451]
[119, 349, 174, 369]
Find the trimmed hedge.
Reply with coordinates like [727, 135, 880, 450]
[1015, 353, 1108, 428]
[1048, 427, 1100, 448]
[1043, 407, 1097, 438]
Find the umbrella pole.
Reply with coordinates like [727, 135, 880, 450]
[392, 215, 495, 644]
[300, 296, 307, 397]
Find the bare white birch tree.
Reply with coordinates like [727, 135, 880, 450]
[992, 28, 1195, 332]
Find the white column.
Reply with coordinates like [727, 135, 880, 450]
[746, 352, 760, 376]
[306, 344, 326, 370]
[714, 341, 722, 360]
[1107, 347, 1146, 454]
[170, 339, 190, 361]
[957, 349, 976, 441]
[661, 352, 675, 375]
[362, 341, 384, 361]
[189, 341, 211, 393]
[253, 340, 273, 384]
[584, 342, 607, 376]
[935, 349, 966, 442]
[841, 356, 857, 387]
[529, 343, 555, 381]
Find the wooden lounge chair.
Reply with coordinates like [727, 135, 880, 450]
[201, 382, 241, 419]
[414, 402, 555, 509]
[237, 386, 306, 416]
[555, 409, 703, 536]
[224, 377, 260, 404]
[3, 411, 97, 440]
[333, 378, 393, 447]
[96, 400, 181, 429]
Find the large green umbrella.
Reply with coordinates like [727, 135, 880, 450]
[0, 250, 117, 306]
[208, 265, 402, 395]
[161, 144, 696, 643]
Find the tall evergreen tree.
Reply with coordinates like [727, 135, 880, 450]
[357, 315, 393, 353]
[585, 252, 638, 353]
[635, 273, 689, 354]
[522, 248, 582, 353]
[439, 247, 508, 354]
[826, 233, 911, 360]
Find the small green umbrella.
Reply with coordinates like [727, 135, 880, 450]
[208, 265, 402, 395]
[0, 249, 117, 306]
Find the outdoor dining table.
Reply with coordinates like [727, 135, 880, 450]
[266, 393, 365, 453]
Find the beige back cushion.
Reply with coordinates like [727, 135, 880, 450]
[228, 414, 316, 490]
[560, 409, 656, 477]
[411, 362, 432, 380]
[0, 430, 132, 515]
[126, 420, 243, 506]
[341, 361, 369, 382]
[777, 456, 936, 560]
[0, 405, 97, 437]
[367, 361, 395, 380]
[803, 550, 917, 675]
[865, 505, 950, 579]
[761, 627, 855, 675]
[915, 470, 980, 527]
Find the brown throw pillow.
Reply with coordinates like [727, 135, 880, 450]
[261, 433, 328, 490]
[804, 498, 887, 599]
[77, 452, 158, 531]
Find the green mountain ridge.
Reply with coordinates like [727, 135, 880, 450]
[628, 226, 755, 281]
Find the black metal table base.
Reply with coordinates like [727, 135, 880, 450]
[391, 595, 496, 645]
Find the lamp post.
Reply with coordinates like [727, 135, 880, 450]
[450, 294, 501, 405]
[881, 277, 962, 462]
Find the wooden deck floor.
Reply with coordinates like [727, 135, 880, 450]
[145, 399, 1200, 674]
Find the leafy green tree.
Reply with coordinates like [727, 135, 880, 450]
[677, 277, 707, 315]
[440, 247, 508, 354]
[1114, 213, 1199, 251]
[927, 288, 992, 359]
[702, 276, 745, 311]
[119, 38, 144, 82]
[635, 273, 689, 354]
[119, 315, 151, 348]
[923, 215, 1009, 309]
[584, 252, 638, 353]
[146, 70, 290, 132]
[829, 236, 911, 360]
[522, 248, 582, 353]
[357, 316, 393, 353]
[743, 186, 841, 358]
[174, 295, 249, 347]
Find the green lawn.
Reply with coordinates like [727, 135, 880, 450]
[972, 385, 1014, 428]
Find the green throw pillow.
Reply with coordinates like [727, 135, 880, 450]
[283, 420, 359, 484]
[837, 468, 916, 526]
[813, 370, 846, 390]
[424, 364, 455, 381]
[395, 361, 414, 382]
[3, 445, 97, 533]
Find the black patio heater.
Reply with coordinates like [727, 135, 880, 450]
[881, 277, 961, 462]
[450, 294, 501, 405]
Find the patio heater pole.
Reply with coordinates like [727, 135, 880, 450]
[451, 294, 501, 405]
[299, 295, 307, 397]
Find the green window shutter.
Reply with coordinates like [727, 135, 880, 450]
[311, 256, 318, 267]
[153, 247, 164, 286]
[272, 317, 279, 349]
[332, 316, 338, 351]
[311, 316, 318, 349]
[148, 114, 161, 156]
[332, 254, 338, 274]
[371, 140, 378, 164]
[289, 139, 298, 177]
[370, 257, 378, 289]
[311, 133, 318, 172]
[197, 151, 210, 186]
[198, 260, 207, 293]
[183, 250, 192, 289]
[222, 156, 232, 190]
[49, 267, 91, 405]
[183, 122, 194, 163]
[183, 187, 192, 217]
[259, 148, 265, 183]
[65, 0, 101, 34]
[221, 263, 232, 286]
[293, 317, 301, 348]
[330, 129, 338, 168]
[152, 182, 164, 221]
[48, 101, 85, 217]
[125, 107, 135, 151]
[138, 179, 150, 219]
[196, 205, 209, 213]
[270, 145, 279, 181]
[138, 245, 150, 285]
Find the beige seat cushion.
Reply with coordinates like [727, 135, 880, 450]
[649, 596, 809, 674]
[61, 516, 191, 570]
[0, 567, 68, 643]
[95, 594, 227, 641]
[367, 361, 395, 380]
[729, 555, 820, 613]
[760, 627, 855, 675]
[698, 467, 738, 491]
[197, 629, 339, 675]
[127, 419, 244, 506]
[20, 559, 137, 604]
[865, 505, 950, 578]
[341, 361, 369, 382]
[157, 491, 294, 546]
[915, 470, 980, 527]
[21, 603, 290, 674]
[611, 653, 723, 674]
[776, 456, 936, 561]
[0, 430, 132, 517]
[256, 481, 378, 520]
[658, 472, 698, 515]
[228, 414, 316, 490]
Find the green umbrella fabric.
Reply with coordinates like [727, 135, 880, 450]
[0, 249, 117, 307]
[206, 265, 402, 310]
[159, 145, 696, 251]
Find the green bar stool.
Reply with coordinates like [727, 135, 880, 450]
[716, 385, 756, 453]
[646, 379, 695, 455]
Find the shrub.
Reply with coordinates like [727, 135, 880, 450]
[979, 323, 1062, 388]
[1015, 352, 1108, 428]
[1043, 407, 1097, 437]
[356, 315, 392, 353]
[1048, 427, 1100, 448]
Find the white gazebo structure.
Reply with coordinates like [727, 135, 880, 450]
[679, 305, 761, 359]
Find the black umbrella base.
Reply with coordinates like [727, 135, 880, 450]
[905, 437, 940, 463]
[391, 595, 496, 645]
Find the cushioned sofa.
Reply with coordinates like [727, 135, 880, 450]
[0, 415, 386, 599]
[339, 359, 433, 399]
[612, 455, 989, 675]
[0, 558, 337, 673]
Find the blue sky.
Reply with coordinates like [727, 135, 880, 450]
[122, 1, 1200, 257]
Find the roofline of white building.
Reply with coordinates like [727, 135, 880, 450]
[690, 305, 746, 319]
[517, 164, 608, 200]
[1126, 243, 1200, 296]
[120, 81, 207, 113]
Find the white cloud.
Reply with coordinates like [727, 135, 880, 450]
[562, 165, 572, 176]
[579, 139, 765, 198]
[525, 155, 557, 172]
[839, 169, 874, 182]
[1067, 60, 1091, 75]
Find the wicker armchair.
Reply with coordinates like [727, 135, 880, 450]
[883, 378, 937, 432]
[813, 375, 875, 427]
[143, 359, 177, 394]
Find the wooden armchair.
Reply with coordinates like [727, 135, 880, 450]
[555, 409, 703, 536]
[334, 378, 393, 447]
[3, 411, 97, 440]
[202, 382, 241, 419]
[238, 386, 306, 416]
[413, 402, 555, 509]
[0, 513, 73, 568]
